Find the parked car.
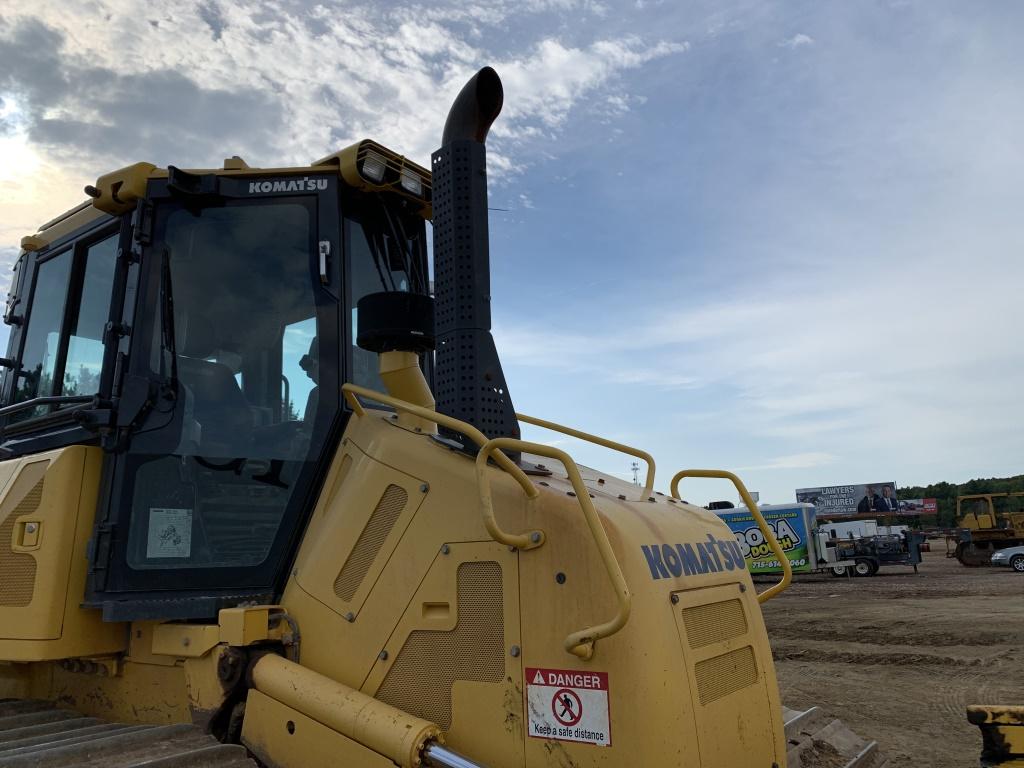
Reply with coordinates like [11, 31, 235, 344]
[991, 545, 1024, 572]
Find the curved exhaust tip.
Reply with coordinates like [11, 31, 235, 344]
[442, 66, 504, 146]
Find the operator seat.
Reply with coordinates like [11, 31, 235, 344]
[176, 316, 253, 456]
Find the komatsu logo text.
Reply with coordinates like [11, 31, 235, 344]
[248, 178, 328, 194]
[641, 535, 746, 579]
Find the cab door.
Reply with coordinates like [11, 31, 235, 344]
[87, 172, 344, 620]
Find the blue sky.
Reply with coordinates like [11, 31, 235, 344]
[1, 0, 1021, 504]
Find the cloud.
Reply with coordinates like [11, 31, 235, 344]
[0, 18, 282, 169]
[0, 5, 685, 175]
[491, 37, 687, 148]
[0, 94, 26, 135]
[0, 246, 17, 276]
[497, 189, 1024, 466]
[0, 2, 685, 289]
[493, 2, 1024, 496]
[196, 2, 227, 42]
[412, 0, 610, 27]
[780, 32, 814, 49]
[737, 452, 838, 471]
[608, 369, 699, 390]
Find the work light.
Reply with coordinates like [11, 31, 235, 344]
[400, 168, 422, 196]
[360, 151, 387, 183]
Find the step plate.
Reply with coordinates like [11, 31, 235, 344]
[0, 698, 255, 767]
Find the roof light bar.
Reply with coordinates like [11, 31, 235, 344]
[317, 140, 433, 218]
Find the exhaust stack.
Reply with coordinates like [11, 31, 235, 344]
[431, 67, 520, 447]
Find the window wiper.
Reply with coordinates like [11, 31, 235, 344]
[368, 230, 396, 292]
[159, 247, 179, 395]
[397, 210, 428, 294]
[381, 203, 418, 290]
[362, 202, 425, 294]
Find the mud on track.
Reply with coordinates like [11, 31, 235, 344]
[760, 549, 1024, 768]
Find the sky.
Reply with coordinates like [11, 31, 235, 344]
[1, 0, 1021, 505]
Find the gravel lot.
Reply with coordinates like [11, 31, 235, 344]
[760, 547, 1024, 768]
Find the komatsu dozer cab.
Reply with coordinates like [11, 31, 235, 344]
[0, 67, 810, 768]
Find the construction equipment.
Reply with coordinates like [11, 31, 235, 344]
[967, 705, 1024, 767]
[946, 492, 1024, 566]
[0, 66, 880, 767]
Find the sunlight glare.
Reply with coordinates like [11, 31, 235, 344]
[0, 134, 42, 185]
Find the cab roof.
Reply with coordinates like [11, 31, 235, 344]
[17, 140, 431, 256]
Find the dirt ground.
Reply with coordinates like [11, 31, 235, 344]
[759, 547, 1024, 768]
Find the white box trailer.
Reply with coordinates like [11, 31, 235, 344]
[820, 519, 879, 540]
[718, 504, 923, 577]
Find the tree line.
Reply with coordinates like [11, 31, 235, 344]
[899, 474, 1024, 527]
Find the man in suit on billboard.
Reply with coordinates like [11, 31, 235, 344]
[857, 486, 882, 514]
[877, 485, 899, 513]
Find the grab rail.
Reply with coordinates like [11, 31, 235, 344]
[516, 412, 656, 500]
[670, 469, 792, 603]
[342, 384, 535, 499]
[478, 437, 632, 660]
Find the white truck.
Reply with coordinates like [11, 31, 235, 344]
[718, 503, 924, 577]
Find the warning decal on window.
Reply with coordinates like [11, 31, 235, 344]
[147, 508, 193, 558]
[525, 667, 611, 746]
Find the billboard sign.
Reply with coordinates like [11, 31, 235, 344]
[717, 505, 815, 574]
[897, 498, 937, 516]
[795, 482, 899, 517]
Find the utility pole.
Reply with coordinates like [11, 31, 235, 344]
[631, 461, 640, 486]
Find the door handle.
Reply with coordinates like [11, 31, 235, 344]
[14, 520, 41, 550]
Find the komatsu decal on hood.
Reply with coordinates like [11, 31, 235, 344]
[641, 535, 746, 580]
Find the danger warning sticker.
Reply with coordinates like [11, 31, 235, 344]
[525, 667, 611, 747]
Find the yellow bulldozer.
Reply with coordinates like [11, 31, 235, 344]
[947, 492, 1024, 567]
[0, 66, 1017, 767]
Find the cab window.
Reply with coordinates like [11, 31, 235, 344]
[11, 249, 73, 417]
[63, 236, 118, 395]
[347, 202, 427, 393]
[282, 316, 317, 422]
[4, 232, 118, 424]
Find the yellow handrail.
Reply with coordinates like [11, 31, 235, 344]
[478, 437, 632, 660]
[342, 384, 536, 500]
[670, 469, 792, 603]
[516, 413, 656, 500]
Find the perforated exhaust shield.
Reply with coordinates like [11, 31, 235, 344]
[431, 115, 520, 444]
